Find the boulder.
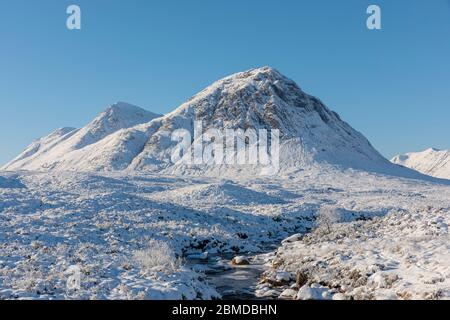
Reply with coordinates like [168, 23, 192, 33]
[281, 233, 303, 245]
[279, 288, 298, 299]
[231, 256, 250, 265]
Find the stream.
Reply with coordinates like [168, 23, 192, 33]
[187, 245, 279, 299]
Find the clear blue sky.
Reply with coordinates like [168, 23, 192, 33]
[1, 0, 449, 165]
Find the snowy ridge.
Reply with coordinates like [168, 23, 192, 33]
[2, 102, 161, 171]
[392, 148, 450, 179]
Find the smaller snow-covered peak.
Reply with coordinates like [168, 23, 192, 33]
[106, 101, 148, 113]
[392, 148, 450, 179]
[2, 102, 161, 171]
[71, 102, 161, 150]
[97, 102, 159, 123]
[393, 147, 448, 160]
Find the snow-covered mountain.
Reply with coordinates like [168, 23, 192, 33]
[127, 66, 394, 175]
[1, 67, 425, 178]
[392, 148, 450, 179]
[2, 102, 161, 171]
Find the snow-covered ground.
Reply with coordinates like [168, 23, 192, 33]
[0, 167, 449, 300]
[260, 208, 449, 300]
[255, 172, 450, 300]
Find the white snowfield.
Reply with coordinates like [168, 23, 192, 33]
[0, 169, 448, 300]
[392, 148, 450, 179]
[0, 67, 449, 300]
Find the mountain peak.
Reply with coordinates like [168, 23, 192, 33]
[235, 66, 283, 79]
[99, 102, 157, 120]
[70, 102, 161, 150]
[130, 68, 395, 174]
[93, 102, 162, 128]
[173, 66, 332, 140]
[107, 101, 145, 113]
[214, 66, 295, 88]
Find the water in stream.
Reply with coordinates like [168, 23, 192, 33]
[187, 248, 277, 299]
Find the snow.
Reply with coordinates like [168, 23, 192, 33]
[281, 233, 302, 244]
[0, 169, 315, 299]
[392, 148, 450, 179]
[275, 271, 294, 283]
[265, 204, 450, 300]
[0, 67, 449, 300]
[279, 288, 297, 299]
[0, 175, 25, 189]
[231, 256, 250, 265]
[1, 164, 450, 299]
[296, 284, 334, 300]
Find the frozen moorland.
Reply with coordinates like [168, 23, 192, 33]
[0, 168, 449, 300]
[0, 67, 449, 300]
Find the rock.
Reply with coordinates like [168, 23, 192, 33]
[296, 285, 318, 300]
[275, 271, 293, 283]
[231, 256, 250, 265]
[296, 284, 334, 300]
[256, 289, 280, 298]
[332, 293, 347, 300]
[366, 264, 383, 275]
[281, 233, 303, 245]
[186, 252, 208, 260]
[256, 283, 271, 291]
[262, 271, 294, 287]
[191, 264, 214, 273]
[271, 259, 283, 268]
[290, 283, 299, 290]
[368, 272, 387, 289]
[279, 289, 298, 299]
[296, 270, 308, 287]
[373, 289, 398, 300]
